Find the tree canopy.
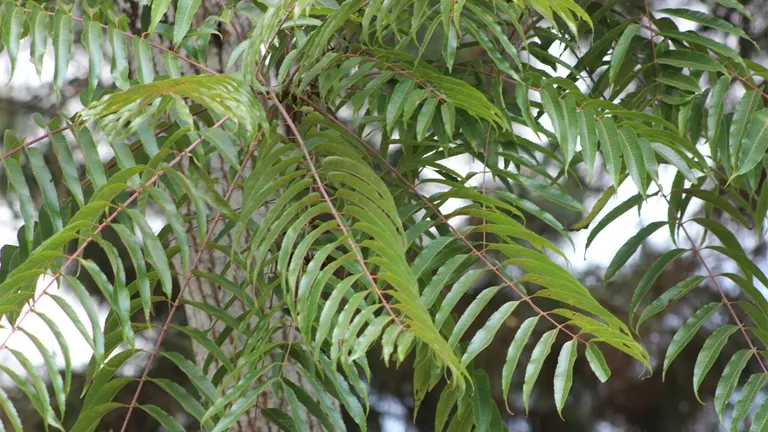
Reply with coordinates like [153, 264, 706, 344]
[0, 0, 767, 430]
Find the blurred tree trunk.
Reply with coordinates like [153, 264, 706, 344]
[118, 1, 332, 430]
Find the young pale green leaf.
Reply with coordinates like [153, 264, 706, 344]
[596, 116, 623, 189]
[461, 301, 519, 366]
[715, 349, 753, 423]
[502, 316, 539, 410]
[554, 339, 578, 418]
[523, 328, 558, 414]
[604, 221, 666, 282]
[663, 302, 721, 380]
[733, 109, 768, 178]
[637, 275, 706, 331]
[610, 24, 639, 84]
[630, 248, 688, 328]
[585, 344, 611, 383]
[730, 373, 768, 432]
[53, 11, 73, 92]
[693, 324, 739, 404]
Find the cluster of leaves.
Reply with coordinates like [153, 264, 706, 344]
[0, 0, 767, 431]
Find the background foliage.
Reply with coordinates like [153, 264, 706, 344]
[1, 0, 768, 431]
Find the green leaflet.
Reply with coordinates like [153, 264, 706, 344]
[471, 370, 493, 432]
[596, 116, 623, 189]
[729, 88, 763, 168]
[715, 349, 753, 423]
[730, 373, 768, 432]
[733, 109, 768, 179]
[618, 127, 647, 195]
[3, 158, 34, 247]
[108, 26, 130, 90]
[30, 6, 48, 78]
[708, 76, 731, 150]
[717, 0, 752, 18]
[751, 397, 768, 432]
[585, 344, 611, 382]
[387, 80, 415, 133]
[570, 183, 617, 231]
[82, 18, 103, 94]
[52, 11, 73, 92]
[663, 302, 721, 380]
[127, 210, 173, 298]
[139, 405, 186, 432]
[0, 385, 23, 431]
[585, 192, 644, 253]
[610, 24, 639, 84]
[523, 328, 558, 414]
[630, 248, 688, 329]
[579, 106, 598, 181]
[692, 324, 739, 404]
[174, 0, 203, 46]
[636, 275, 706, 331]
[502, 316, 539, 411]
[150, 0, 172, 32]
[133, 37, 155, 84]
[517, 81, 539, 136]
[554, 339, 578, 418]
[2, 2, 23, 79]
[658, 9, 751, 41]
[460, 301, 520, 366]
[656, 49, 728, 73]
[26, 148, 62, 232]
[604, 221, 666, 283]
